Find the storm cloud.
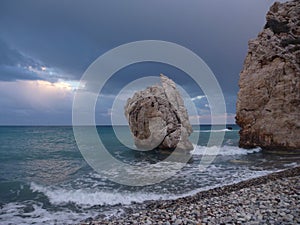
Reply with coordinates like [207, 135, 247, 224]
[0, 0, 286, 124]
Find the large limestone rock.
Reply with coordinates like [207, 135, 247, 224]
[236, 0, 300, 151]
[124, 74, 193, 151]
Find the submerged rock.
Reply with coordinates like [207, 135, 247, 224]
[236, 0, 300, 151]
[124, 74, 193, 151]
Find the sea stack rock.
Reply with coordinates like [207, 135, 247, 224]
[124, 74, 193, 151]
[236, 0, 300, 151]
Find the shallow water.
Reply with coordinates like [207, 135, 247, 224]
[0, 125, 299, 224]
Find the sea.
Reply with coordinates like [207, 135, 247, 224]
[0, 125, 299, 225]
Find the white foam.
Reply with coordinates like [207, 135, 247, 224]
[191, 145, 261, 156]
[30, 182, 173, 206]
[283, 162, 298, 167]
[20, 165, 278, 225]
[177, 169, 276, 198]
[0, 202, 97, 225]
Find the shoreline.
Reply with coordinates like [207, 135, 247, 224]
[81, 166, 300, 225]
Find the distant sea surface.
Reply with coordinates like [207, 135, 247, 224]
[0, 125, 299, 224]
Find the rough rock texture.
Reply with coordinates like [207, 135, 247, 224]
[124, 74, 193, 151]
[236, 0, 300, 151]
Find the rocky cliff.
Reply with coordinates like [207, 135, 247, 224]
[236, 0, 300, 151]
[124, 74, 193, 151]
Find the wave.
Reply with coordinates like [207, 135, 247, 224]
[27, 162, 299, 217]
[4, 165, 285, 225]
[29, 145, 262, 207]
[30, 182, 174, 206]
[191, 145, 261, 156]
[0, 201, 98, 225]
[29, 167, 273, 210]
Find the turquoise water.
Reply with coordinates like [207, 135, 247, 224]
[0, 126, 299, 224]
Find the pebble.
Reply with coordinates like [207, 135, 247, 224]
[174, 219, 182, 225]
[80, 167, 300, 225]
[171, 215, 177, 221]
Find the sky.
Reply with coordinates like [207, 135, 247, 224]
[0, 0, 287, 125]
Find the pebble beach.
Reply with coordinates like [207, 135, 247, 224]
[82, 166, 300, 225]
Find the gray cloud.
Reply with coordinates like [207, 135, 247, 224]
[0, 39, 26, 66]
[0, 65, 41, 81]
[0, 0, 285, 124]
[0, 39, 43, 81]
[0, 0, 281, 93]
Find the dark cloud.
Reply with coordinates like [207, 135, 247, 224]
[0, 0, 280, 93]
[0, 39, 26, 66]
[99, 62, 203, 97]
[0, 38, 43, 81]
[0, 65, 41, 81]
[0, 0, 286, 124]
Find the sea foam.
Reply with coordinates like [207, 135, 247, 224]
[191, 145, 261, 156]
[30, 182, 174, 206]
[0, 201, 97, 225]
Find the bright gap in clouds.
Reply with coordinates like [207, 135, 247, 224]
[55, 79, 82, 90]
[0, 79, 81, 125]
[32, 79, 81, 92]
[0, 79, 78, 108]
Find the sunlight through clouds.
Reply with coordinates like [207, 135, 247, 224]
[0, 79, 76, 111]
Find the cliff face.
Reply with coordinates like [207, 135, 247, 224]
[124, 74, 193, 151]
[236, 0, 300, 151]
